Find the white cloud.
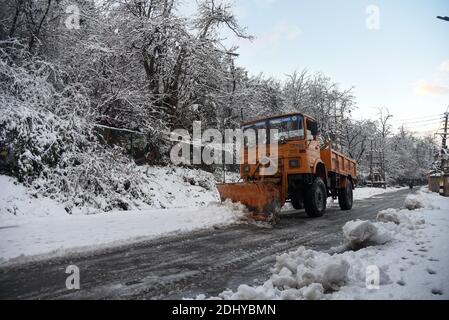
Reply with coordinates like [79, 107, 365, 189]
[440, 60, 449, 72]
[415, 80, 449, 96]
[234, 21, 302, 57]
[258, 21, 302, 46]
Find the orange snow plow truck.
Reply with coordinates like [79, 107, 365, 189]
[217, 113, 357, 224]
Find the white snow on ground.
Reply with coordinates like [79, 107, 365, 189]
[0, 166, 221, 218]
[0, 173, 410, 266]
[0, 173, 247, 265]
[0, 201, 247, 265]
[198, 188, 449, 300]
[352, 186, 407, 201]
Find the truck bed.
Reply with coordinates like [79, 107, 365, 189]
[320, 145, 357, 178]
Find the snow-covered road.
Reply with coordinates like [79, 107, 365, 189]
[0, 187, 415, 299]
[0, 174, 404, 264]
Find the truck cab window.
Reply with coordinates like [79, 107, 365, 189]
[269, 115, 304, 142]
[306, 119, 317, 140]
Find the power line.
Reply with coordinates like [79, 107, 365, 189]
[399, 119, 444, 127]
[394, 121, 443, 129]
[391, 116, 444, 124]
[391, 113, 443, 122]
[411, 127, 441, 133]
[396, 113, 443, 120]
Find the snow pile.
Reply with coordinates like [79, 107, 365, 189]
[211, 247, 349, 300]
[376, 208, 401, 224]
[199, 188, 449, 300]
[376, 208, 425, 230]
[273, 247, 350, 291]
[404, 194, 425, 210]
[342, 220, 391, 249]
[404, 191, 439, 211]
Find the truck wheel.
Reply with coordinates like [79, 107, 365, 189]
[304, 177, 327, 217]
[291, 191, 304, 210]
[338, 180, 353, 210]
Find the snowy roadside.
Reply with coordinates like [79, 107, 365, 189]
[351, 186, 407, 201]
[197, 188, 449, 300]
[0, 172, 244, 265]
[0, 172, 406, 266]
[0, 202, 248, 265]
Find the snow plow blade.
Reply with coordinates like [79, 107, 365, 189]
[217, 182, 282, 224]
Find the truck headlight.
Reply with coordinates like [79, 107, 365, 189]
[289, 159, 299, 168]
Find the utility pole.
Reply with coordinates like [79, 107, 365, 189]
[441, 111, 449, 172]
[369, 140, 373, 187]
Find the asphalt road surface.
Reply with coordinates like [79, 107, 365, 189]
[0, 188, 413, 300]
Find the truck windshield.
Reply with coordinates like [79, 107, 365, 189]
[242, 121, 267, 146]
[241, 115, 304, 146]
[268, 115, 304, 142]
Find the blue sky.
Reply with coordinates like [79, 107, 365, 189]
[180, 0, 449, 135]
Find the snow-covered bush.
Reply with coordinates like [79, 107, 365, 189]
[0, 43, 159, 212]
[1, 100, 155, 213]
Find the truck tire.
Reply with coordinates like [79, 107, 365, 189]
[338, 180, 353, 210]
[291, 191, 304, 210]
[304, 177, 327, 217]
